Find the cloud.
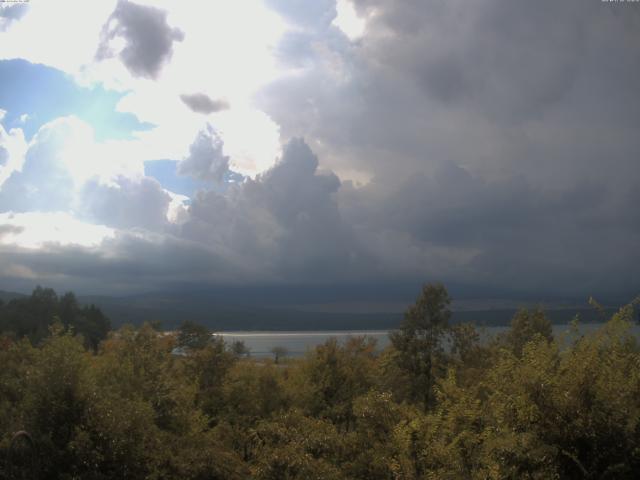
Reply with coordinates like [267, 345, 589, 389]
[96, 0, 184, 79]
[251, 0, 640, 296]
[180, 138, 371, 282]
[211, 108, 281, 178]
[0, 118, 93, 214]
[259, 0, 639, 183]
[0, 116, 176, 233]
[1, 1, 285, 181]
[0, 223, 24, 239]
[177, 125, 229, 182]
[0, 3, 29, 31]
[0, 129, 638, 297]
[338, 159, 640, 295]
[180, 93, 229, 114]
[365, 0, 584, 122]
[0, 212, 114, 249]
[0, 3, 29, 21]
[0, 226, 272, 294]
[333, 0, 367, 40]
[0, 1, 117, 75]
[265, 0, 336, 31]
[0, 121, 28, 189]
[0, 1, 639, 299]
[80, 175, 172, 230]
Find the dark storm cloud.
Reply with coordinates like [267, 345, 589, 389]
[96, 0, 184, 79]
[262, 0, 640, 176]
[181, 138, 372, 282]
[0, 231, 253, 294]
[255, 0, 640, 295]
[178, 125, 229, 182]
[180, 93, 229, 115]
[2, 1, 639, 299]
[338, 160, 640, 295]
[364, 0, 587, 123]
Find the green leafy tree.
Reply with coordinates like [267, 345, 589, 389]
[2, 281, 640, 479]
[177, 320, 212, 351]
[343, 390, 417, 479]
[390, 283, 451, 410]
[293, 337, 377, 430]
[250, 411, 344, 479]
[271, 346, 289, 364]
[20, 324, 91, 477]
[0, 287, 110, 348]
[499, 307, 553, 357]
[231, 339, 251, 357]
[185, 334, 236, 418]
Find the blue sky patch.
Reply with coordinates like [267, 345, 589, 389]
[144, 159, 244, 197]
[0, 59, 153, 141]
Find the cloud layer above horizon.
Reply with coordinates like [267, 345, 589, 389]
[0, 0, 639, 298]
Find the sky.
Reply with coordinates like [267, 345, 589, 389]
[0, 0, 638, 300]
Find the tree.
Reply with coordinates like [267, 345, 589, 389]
[390, 283, 451, 410]
[271, 346, 288, 365]
[185, 335, 236, 417]
[231, 340, 251, 357]
[21, 325, 91, 477]
[250, 411, 343, 479]
[449, 322, 480, 366]
[500, 307, 553, 357]
[177, 320, 211, 351]
[0, 287, 110, 348]
[75, 304, 111, 351]
[295, 337, 376, 429]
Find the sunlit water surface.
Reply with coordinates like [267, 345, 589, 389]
[216, 323, 640, 358]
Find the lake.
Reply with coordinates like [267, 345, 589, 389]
[215, 322, 639, 358]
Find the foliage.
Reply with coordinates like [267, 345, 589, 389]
[271, 346, 289, 365]
[177, 320, 212, 351]
[230, 340, 250, 357]
[496, 307, 554, 357]
[0, 287, 110, 349]
[390, 283, 451, 410]
[1, 286, 640, 479]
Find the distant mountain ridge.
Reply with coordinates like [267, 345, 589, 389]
[77, 291, 617, 331]
[0, 290, 27, 303]
[2, 288, 622, 331]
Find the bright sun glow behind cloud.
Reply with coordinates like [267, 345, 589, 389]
[0, 212, 114, 249]
[107, 0, 285, 178]
[0, 0, 638, 297]
[0, 122, 28, 188]
[0, 0, 117, 73]
[1, 0, 287, 180]
[0, 0, 293, 253]
[164, 0, 285, 105]
[333, 0, 367, 41]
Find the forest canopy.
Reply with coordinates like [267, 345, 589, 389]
[0, 284, 639, 479]
[0, 287, 110, 350]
